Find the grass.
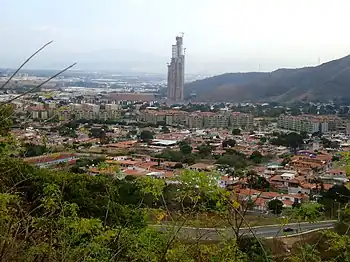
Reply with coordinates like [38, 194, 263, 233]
[154, 211, 299, 228]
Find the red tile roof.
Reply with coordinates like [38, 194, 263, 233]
[261, 191, 280, 199]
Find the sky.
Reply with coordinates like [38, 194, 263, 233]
[1, 0, 350, 74]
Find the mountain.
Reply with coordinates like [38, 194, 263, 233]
[184, 72, 267, 98]
[185, 55, 350, 102]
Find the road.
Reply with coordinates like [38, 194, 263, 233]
[154, 221, 336, 241]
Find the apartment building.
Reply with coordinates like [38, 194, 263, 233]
[57, 103, 120, 121]
[187, 113, 204, 128]
[203, 112, 230, 129]
[278, 115, 334, 133]
[139, 110, 187, 126]
[139, 110, 254, 129]
[28, 106, 49, 120]
[230, 112, 254, 130]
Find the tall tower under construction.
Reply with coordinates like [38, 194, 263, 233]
[167, 34, 185, 102]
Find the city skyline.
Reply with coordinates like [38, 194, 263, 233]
[1, 0, 350, 74]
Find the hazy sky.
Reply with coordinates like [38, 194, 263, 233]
[1, 0, 350, 74]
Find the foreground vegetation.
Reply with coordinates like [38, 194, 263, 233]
[0, 150, 350, 261]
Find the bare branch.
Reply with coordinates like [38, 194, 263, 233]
[0, 41, 53, 90]
[235, 208, 270, 262]
[1, 62, 77, 106]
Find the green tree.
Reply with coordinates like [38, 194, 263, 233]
[232, 128, 241, 135]
[268, 199, 283, 215]
[182, 154, 196, 164]
[247, 170, 270, 190]
[139, 130, 154, 142]
[270, 132, 304, 152]
[249, 151, 263, 164]
[222, 139, 236, 148]
[292, 202, 323, 221]
[59, 126, 78, 138]
[156, 149, 184, 162]
[179, 141, 192, 155]
[21, 143, 47, 157]
[161, 125, 170, 133]
[196, 143, 213, 157]
[0, 104, 13, 136]
[216, 153, 248, 169]
[287, 244, 322, 262]
[281, 156, 291, 166]
[335, 206, 350, 234]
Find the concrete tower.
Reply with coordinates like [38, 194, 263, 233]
[167, 34, 185, 102]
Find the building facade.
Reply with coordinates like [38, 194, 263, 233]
[167, 35, 185, 102]
[277, 115, 337, 134]
[139, 110, 254, 130]
[57, 103, 121, 121]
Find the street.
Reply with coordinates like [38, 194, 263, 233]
[154, 221, 336, 241]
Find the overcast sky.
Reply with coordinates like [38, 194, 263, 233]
[1, 0, 350, 74]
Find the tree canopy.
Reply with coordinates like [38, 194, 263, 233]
[232, 128, 241, 135]
[139, 130, 154, 142]
[268, 199, 283, 215]
[222, 139, 236, 148]
[179, 141, 193, 155]
[270, 132, 304, 151]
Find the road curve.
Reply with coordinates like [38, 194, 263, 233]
[153, 220, 336, 241]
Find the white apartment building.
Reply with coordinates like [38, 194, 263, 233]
[278, 115, 329, 133]
[139, 110, 254, 130]
[230, 112, 254, 130]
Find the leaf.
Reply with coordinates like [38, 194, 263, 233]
[232, 200, 240, 209]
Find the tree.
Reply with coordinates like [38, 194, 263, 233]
[332, 155, 340, 162]
[64, 120, 79, 129]
[196, 143, 213, 157]
[156, 149, 183, 162]
[59, 126, 78, 138]
[259, 137, 267, 144]
[335, 206, 350, 234]
[22, 143, 47, 157]
[161, 125, 170, 133]
[249, 151, 263, 164]
[179, 141, 192, 155]
[300, 131, 308, 139]
[182, 154, 196, 164]
[321, 185, 350, 205]
[232, 128, 241, 135]
[292, 202, 323, 221]
[270, 132, 304, 152]
[268, 199, 283, 215]
[222, 139, 236, 148]
[139, 130, 154, 142]
[281, 156, 291, 166]
[321, 138, 339, 149]
[216, 153, 248, 169]
[0, 104, 13, 136]
[247, 170, 270, 190]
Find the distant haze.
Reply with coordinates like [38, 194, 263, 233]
[1, 0, 350, 74]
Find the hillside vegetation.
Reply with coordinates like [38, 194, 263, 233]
[185, 55, 350, 102]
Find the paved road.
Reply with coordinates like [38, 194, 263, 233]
[154, 221, 336, 241]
